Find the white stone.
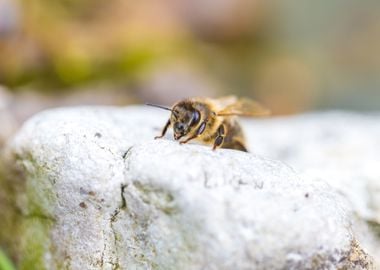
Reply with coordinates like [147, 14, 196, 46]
[2, 106, 375, 269]
[244, 112, 380, 223]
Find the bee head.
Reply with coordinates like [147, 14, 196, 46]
[171, 103, 200, 140]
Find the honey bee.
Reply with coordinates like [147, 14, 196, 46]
[147, 96, 270, 152]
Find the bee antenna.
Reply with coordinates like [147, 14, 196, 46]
[145, 103, 173, 111]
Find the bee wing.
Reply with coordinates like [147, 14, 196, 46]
[216, 98, 270, 117]
[215, 96, 238, 106]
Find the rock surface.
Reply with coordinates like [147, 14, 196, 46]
[0, 106, 377, 269]
[245, 113, 380, 223]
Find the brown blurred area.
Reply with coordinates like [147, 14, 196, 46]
[0, 0, 379, 120]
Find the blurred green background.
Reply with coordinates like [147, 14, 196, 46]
[0, 0, 380, 115]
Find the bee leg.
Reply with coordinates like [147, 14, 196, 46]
[212, 136, 224, 150]
[179, 135, 196, 144]
[179, 121, 207, 144]
[212, 124, 225, 150]
[155, 119, 171, 139]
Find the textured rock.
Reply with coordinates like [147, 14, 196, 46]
[245, 112, 380, 264]
[245, 113, 380, 222]
[0, 107, 376, 269]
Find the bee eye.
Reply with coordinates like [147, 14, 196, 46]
[190, 110, 200, 126]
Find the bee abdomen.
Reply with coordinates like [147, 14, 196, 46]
[221, 118, 248, 152]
